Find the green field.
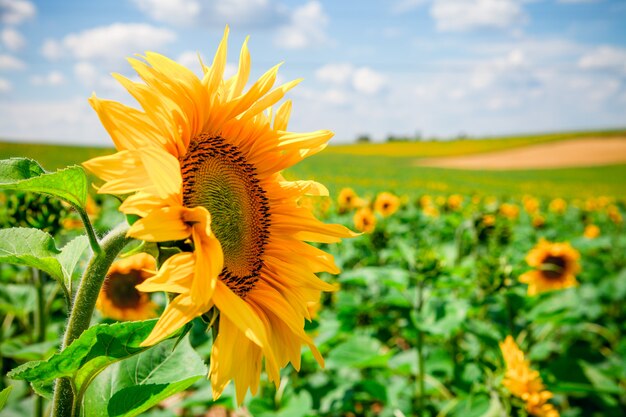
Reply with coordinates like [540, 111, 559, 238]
[2, 129, 626, 198]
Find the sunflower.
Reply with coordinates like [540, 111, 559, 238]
[354, 207, 376, 233]
[531, 214, 545, 229]
[83, 27, 354, 402]
[519, 239, 580, 296]
[96, 253, 158, 321]
[607, 205, 622, 224]
[337, 187, 364, 212]
[374, 192, 400, 217]
[583, 224, 600, 239]
[523, 195, 540, 214]
[548, 198, 566, 214]
[500, 336, 559, 417]
[499, 203, 519, 220]
[446, 194, 463, 211]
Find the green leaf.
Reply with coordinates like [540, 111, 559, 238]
[0, 229, 89, 295]
[326, 335, 393, 369]
[7, 320, 175, 398]
[0, 385, 13, 410]
[0, 158, 87, 208]
[0, 228, 63, 280]
[83, 336, 207, 417]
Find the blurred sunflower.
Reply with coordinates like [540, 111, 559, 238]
[531, 214, 545, 229]
[499, 203, 520, 220]
[374, 192, 400, 217]
[523, 195, 540, 214]
[354, 207, 376, 233]
[519, 239, 580, 295]
[548, 198, 567, 214]
[83, 27, 354, 402]
[607, 205, 622, 224]
[500, 336, 559, 417]
[583, 224, 600, 239]
[447, 194, 463, 211]
[96, 253, 158, 321]
[422, 205, 440, 218]
[337, 187, 364, 212]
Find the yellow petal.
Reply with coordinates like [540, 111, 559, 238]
[140, 294, 209, 346]
[136, 252, 194, 294]
[127, 206, 190, 242]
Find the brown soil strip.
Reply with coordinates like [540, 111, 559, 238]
[416, 138, 626, 170]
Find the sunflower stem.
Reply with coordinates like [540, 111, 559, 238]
[51, 223, 130, 417]
[75, 204, 102, 255]
[33, 268, 46, 417]
[415, 274, 426, 417]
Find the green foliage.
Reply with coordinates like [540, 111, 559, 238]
[83, 336, 207, 417]
[0, 386, 13, 410]
[0, 228, 88, 295]
[8, 320, 170, 398]
[0, 158, 88, 209]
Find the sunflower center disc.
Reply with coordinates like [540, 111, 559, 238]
[180, 134, 270, 297]
[542, 255, 566, 280]
[105, 271, 143, 308]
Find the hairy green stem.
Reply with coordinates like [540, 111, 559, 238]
[75, 205, 102, 255]
[33, 268, 46, 417]
[51, 223, 130, 417]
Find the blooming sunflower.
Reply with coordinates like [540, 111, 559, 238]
[583, 224, 600, 239]
[500, 336, 559, 417]
[499, 203, 520, 220]
[83, 27, 354, 402]
[519, 239, 580, 296]
[548, 198, 567, 214]
[447, 194, 463, 211]
[374, 192, 400, 217]
[96, 253, 158, 321]
[523, 195, 540, 214]
[337, 187, 364, 212]
[354, 207, 376, 233]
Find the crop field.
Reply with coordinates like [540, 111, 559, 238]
[0, 133, 625, 417]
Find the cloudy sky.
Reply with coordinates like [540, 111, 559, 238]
[0, 0, 625, 145]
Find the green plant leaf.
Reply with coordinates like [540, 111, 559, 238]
[326, 335, 393, 369]
[0, 228, 64, 281]
[7, 319, 174, 398]
[0, 158, 87, 208]
[0, 229, 89, 295]
[83, 336, 207, 417]
[0, 385, 12, 410]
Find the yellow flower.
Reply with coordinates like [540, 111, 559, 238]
[435, 195, 446, 206]
[374, 192, 400, 217]
[422, 205, 440, 218]
[83, 27, 354, 403]
[500, 336, 559, 417]
[532, 214, 545, 229]
[548, 198, 567, 214]
[523, 195, 540, 214]
[419, 194, 432, 208]
[96, 253, 158, 321]
[447, 194, 463, 211]
[499, 203, 520, 220]
[519, 239, 580, 295]
[337, 187, 364, 212]
[482, 214, 496, 227]
[354, 207, 376, 233]
[607, 205, 622, 224]
[583, 224, 600, 239]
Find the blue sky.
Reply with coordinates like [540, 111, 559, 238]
[0, 0, 625, 145]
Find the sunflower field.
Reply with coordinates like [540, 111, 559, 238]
[0, 31, 625, 417]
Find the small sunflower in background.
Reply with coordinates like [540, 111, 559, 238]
[532, 214, 546, 229]
[354, 207, 376, 233]
[499, 203, 520, 220]
[607, 205, 622, 224]
[446, 194, 463, 211]
[519, 239, 580, 295]
[583, 224, 600, 239]
[82, 27, 354, 403]
[548, 198, 567, 214]
[500, 336, 559, 417]
[96, 253, 158, 321]
[374, 192, 400, 217]
[337, 187, 364, 212]
[523, 195, 540, 214]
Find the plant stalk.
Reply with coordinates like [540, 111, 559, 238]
[75, 205, 102, 255]
[415, 276, 426, 417]
[33, 268, 46, 417]
[51, 223, 130, 417]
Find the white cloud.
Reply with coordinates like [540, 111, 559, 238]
[0, 54, 26, 70]
[578, 46, 626, 74]
[352, 67, 388, 95]
[431, 0, 526, 32]
[0, 0, 35, 25]
[1, 28, 26, 51]
[392, 0, 430, 14]
[275, 1, 329, 49]
[41, 23, 176, 64]
[0, 77, 11, 93]
[132, 0, 285, 28]
[315, 63, 354, 84]
[73, 61, 98, 86]
[557, 0, 600, 3]
[131, 0, 200, 27]
[30, 71, 65, 86]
